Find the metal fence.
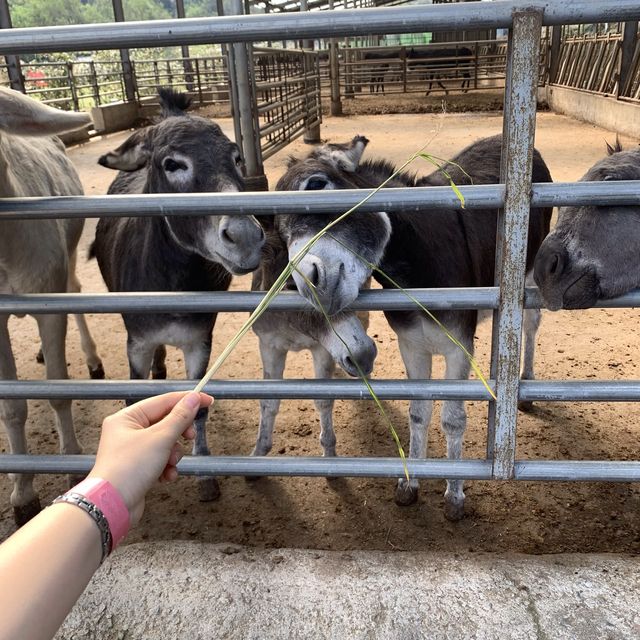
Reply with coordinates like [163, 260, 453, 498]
[254, 47, 322, 159]
[331, 40, 517, 97]
[552, 28, 640, 101]
[1, 0, 640, 484]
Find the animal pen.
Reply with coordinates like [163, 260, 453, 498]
[0, 0, 640, 491]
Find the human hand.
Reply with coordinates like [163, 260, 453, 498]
[88, 391, 213, 526]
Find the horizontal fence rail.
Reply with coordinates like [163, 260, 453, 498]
[0, 380, 640, 402]
[0, 288, 639, 314]
[1, 2, 640, 54]
[1, 181, 640, 220]
[3, 456, 640, 482]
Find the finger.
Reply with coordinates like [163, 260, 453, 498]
[122, 392, 213, 429]
[183, 425, 196, 440]
[160, 465, 179, 482]
[149, 392, 212, 441]
[168, 443, 183, 467]
[118, 392, 188, 428]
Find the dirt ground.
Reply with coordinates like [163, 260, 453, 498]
[1, 107, 639, 555]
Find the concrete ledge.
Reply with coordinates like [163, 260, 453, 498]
[56, 542, 640, 639]
[543, 85, 640, 139]
[90, 101, 140, 134]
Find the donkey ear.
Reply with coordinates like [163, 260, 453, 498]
[329, 135, 369, 172]
[0, 86, 91, 137]
[98, 127, 152, 171]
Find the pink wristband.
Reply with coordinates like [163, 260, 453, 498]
[72, 477, 130, 551]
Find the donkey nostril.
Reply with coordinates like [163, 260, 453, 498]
[549, 254, 560, 275]
[344, 355, 355, 371]
[309, 263, 320, 288]
[221, 228, 234, 245]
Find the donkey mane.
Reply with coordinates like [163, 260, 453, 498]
[605, 136, 623, 156]
[357, 158, 418, 188]
[158, 87, 192, 118]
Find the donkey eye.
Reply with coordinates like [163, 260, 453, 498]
[305, 177, 328, 190]
[234, 154, 243, 166]
[163, 158, 187, 172]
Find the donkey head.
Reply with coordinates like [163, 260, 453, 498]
[99, 88, 264, 275]
[534, 141, 640, 309]
[275, 136, 391, 315]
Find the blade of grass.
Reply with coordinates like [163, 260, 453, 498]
[193, 142, 439, 393]
[295, 267, 410, 482]
[328, 235, 496, 401]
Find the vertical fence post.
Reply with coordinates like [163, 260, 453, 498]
[0, 0, 24, 94]
[195, 58, 203, 104]
[67, 61, 80, 111]
[228, 0, 268, 190]
[328, 0, 342, 116]
[548, 25, 562, 84]
[486, 9, 543, 480]
[89, 61, 101, 107]
[112, 0, 137, 103]
[618, 21, 638, 97]
[175, 0, 195, 91]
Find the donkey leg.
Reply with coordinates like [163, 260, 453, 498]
[442, 346, 471, 522]
[151, 345, 167, 379]
[68, 250, 104, 379]
[251, 341, 287, 459]
[35, 313, 83, 491]
[0, 316, 39, 525]
[519, 271, 541, 412]
[311, 347, 337, 458]
[126, 335, 156, 406]
[183, 338, 220, 502]
[395, 330, 433, 507]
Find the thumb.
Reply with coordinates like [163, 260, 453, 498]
[150, 392, 207, 441]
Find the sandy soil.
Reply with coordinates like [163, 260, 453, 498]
[1, 108, 639, 555]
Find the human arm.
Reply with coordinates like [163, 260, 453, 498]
[0, 391, 212, 640]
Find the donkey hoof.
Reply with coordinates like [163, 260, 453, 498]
[518, 400, 534, 413]
[244, 475, 262, 483]
[394, 483, 418, 507]
[14, 497, 42, 526]
[198, 477, 221, 502]
[89, 363, 106, 380]
[444, 499, 465, 522]
[36, 348, 44, 364]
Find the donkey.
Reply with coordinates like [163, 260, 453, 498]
[250, 224, 377, 460]
[408, 47, 473, 95]
[535, 139, 640, 309]
[93, 88, 265, 501]
[276, 134, 552, 519]
[0, 87, 104, 525]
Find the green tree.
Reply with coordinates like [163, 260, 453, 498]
[9, 0, 86, 27]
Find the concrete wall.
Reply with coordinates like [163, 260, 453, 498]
[90, 101, 140, 134]
[55, 542, 640, 640]
[541, 85, 640, 139]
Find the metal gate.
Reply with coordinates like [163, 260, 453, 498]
[1, 0, 640, 484]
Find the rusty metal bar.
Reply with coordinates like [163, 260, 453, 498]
[487, 9, 543, 480]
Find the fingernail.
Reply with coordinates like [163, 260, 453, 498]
[183, 392, 201, 410]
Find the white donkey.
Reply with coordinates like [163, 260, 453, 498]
[0, 87, 103, 525]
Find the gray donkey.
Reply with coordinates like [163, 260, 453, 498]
[535, 138, 640, 309]
[275, 134, 552, 519]
[0, 87, 103, 525]
[93, 89, 265, 501]
[250, 223, 377, 460]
